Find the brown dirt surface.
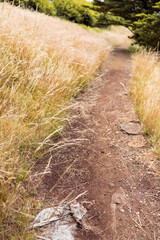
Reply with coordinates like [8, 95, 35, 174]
[33, 49, 160, 240]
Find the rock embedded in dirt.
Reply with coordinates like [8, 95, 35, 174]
[120, 122, 142, 135]
[32, 202, 87, 240]
[30, 207, 63, 229]
[70, 201, 87, 225]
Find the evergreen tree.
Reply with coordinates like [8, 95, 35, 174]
[93, 0, 160, 49]
[93, 0, 159, 22]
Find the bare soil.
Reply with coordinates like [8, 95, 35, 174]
[34, 49, 160, 240]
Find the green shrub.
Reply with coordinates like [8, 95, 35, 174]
[93, 0, 160, 50]
[54, 0, 95, 26]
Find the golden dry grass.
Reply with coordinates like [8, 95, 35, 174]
[131, 51, 160, 157]
[0, 3, 133, 239]
[101, 25, 132, 48]
[0, 3, 111, 239]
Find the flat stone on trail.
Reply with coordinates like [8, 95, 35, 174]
[70, 201, 87, 224]
[120, 122, 142, 135]
[31, 202, 87, 240]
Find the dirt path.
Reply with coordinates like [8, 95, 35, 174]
[34, 49, 160, 240]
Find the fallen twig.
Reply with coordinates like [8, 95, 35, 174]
[68, 190, 88, 204]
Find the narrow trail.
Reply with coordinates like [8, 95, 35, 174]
[35, 49, 160, 240]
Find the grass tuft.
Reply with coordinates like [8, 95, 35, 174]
[131, 51, 160, 157]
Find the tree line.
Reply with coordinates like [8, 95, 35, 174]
[93, 0, 160, 49]
[2, 0, 160, 49]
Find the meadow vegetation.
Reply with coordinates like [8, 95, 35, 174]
[0, 3, 111, 239]
[3, 0, 57, 15]
[0, 1, 159, 240]
[5, 0, 96, 26]
[0, 2, 151, 240]
[131, 51, 160, 157]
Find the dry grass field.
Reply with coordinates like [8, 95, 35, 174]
[131, 51, 160, 158]
[0, 3, 111, 239]
[0, 2, 133, 239]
